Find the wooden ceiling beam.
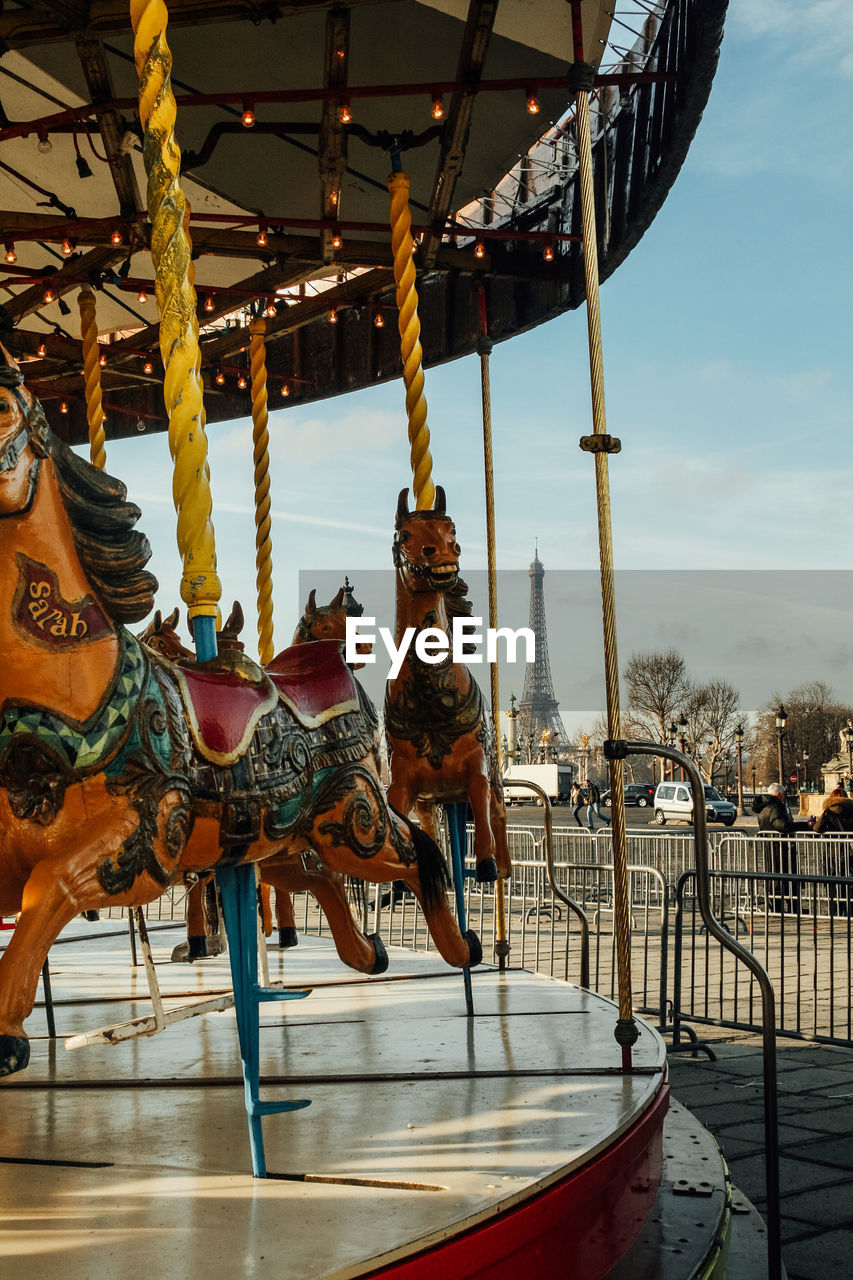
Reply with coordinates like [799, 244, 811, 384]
[318, 7, 350, 262]
[0, 0, 397, 50]
[421, 0, 498, 269]
[4, 243, 128, 320]
[74, 37, 142, 217]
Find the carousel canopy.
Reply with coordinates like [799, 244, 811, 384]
[0, 0, 727, 442]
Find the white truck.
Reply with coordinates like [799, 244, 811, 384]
[502, 763, 573, 805]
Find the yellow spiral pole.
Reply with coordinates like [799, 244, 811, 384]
[130, 0, 221, 659]
[77, 286, 106, 470]
[387, 168, 434, 510]
[570, 3, 636, 1067]
[249, 318, 275, 666]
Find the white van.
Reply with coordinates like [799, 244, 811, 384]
[653, 781, 737, 826]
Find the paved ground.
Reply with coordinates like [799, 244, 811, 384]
[667, 1028, 853, 1280]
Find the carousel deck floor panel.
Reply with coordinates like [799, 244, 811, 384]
[1, 924, 666, 1280]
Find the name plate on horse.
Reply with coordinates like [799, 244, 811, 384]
[13, 554, 111, 647]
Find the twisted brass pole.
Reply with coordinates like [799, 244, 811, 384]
[249, 318, 275, 666]
[130, 0, 221, 657]
[77, 286, 106, 471]
[570, 2, 637, 1064]
[477, 290, 509, 970]
[388, 168, 434, 510]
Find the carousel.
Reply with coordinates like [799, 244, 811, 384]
[0, 2, 772, 1278]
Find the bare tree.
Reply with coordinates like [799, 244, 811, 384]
[752, 683, 853, 788]
[688, 679, 746, 786]
[623, 649, 693, 742]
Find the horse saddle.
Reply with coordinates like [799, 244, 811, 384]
[174, 650, 278, 767]
[266, 640, 360, 728]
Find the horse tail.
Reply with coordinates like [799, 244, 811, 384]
[409, 822, 451, 914]
[346, 876, 365, 910]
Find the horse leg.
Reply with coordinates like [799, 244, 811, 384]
[171, 874, 213, 962]
[260, 872, 298, 949]
[467, 771, 498, 883]
[258, 883, 274, 938]
[309, 776, 480, 970]
[264, 862, 387, 974]
[490, 784, 512, 879]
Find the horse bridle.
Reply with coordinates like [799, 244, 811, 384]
[0, 378, 33, 473]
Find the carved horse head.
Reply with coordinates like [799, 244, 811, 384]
[292, 580, 369, 667]
[392, 486, 462, 597]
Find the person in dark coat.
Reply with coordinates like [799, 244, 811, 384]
[814, 790, 853, 915]
[752, 783, 804, 912]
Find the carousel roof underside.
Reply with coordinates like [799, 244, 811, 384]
[0, 0, 727, 444]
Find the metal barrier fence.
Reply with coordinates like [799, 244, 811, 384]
[110, 824, 853, 1045]
[674, 869, 853, 1045]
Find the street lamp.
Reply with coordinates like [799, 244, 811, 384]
[678, 715, 688, 781]
[775, 703, 787, 790]
[734, 723, 745, 814]
[668, 720, 678, 782]
[751, 763, 756, 795]
[802, 748, 809, 792]
[721, 748, 730, 798]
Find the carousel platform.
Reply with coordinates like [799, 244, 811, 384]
[0, 921, 763, 1278]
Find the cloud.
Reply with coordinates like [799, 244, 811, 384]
[733, 1, 853, 77]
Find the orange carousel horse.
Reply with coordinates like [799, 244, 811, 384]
[0, 350, 480, 1077]
[385, 487, 509, 884]
[140, 591, 380, 967]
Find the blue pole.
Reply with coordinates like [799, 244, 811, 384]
[446, 802, 474, 1016]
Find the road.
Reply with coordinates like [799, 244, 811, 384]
[505, 800, 754, 832]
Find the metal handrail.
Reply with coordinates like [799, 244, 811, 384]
[502, 779, 590, 988]
[605, 737, 782, 1280]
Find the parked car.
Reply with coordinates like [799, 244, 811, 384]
[653, 782, 737, 826]
[601, 783, 656, 808]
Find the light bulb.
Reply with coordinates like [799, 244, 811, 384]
[237, 375, 247, 389]
[431, 96, 444, 120]
[329, 308, 338, 324]
[215, 369, 225, 385]
[37, 343, 46, 357]
[43, 288, 55, 304]
[204, 295, 215, 312]
[242, 105, 255, 128]
[256, 227, 268, 247]
[373, 312, 384, 328]
[281, 382, 290, 397]
[543, 244, 554, 262]
[137, 290, 147, 304]
[59, 400, 68, 413]
[339, 102, 352, 124]
[111, 229, 123, 245]
[526, 93, 540, 115]
[4, 243, 15, 264]
[474, 241, 485, 259]
[143, 361, 153, 375]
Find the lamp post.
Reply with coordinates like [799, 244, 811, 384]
[751, 763, 756, 795]
[802, 748, 809, 792]
[505, 693, 518, 765]
[734, 723, 745, 814]
[775, 703, 787, 791]
[722, 748, 730, 798]
[668, 720, 678, 782]
[678, 715, 688, 781]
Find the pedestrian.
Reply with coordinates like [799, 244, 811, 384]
[585, 778, 610, 830]
[751, 782, 807, 914]
[570, 779, 586, 828]
[813, 787, 853, 915]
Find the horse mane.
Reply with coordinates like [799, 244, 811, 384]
[49, 432, 158, 623]
[444, 576, 473, 621]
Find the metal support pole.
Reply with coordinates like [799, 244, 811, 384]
[446, 802, 474, 1016]
[570, 0, 635, 1065]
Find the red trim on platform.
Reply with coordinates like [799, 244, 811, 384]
[364, 1082, 669, 1280]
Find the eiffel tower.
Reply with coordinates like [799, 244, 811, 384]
[517, 546, 569, 752]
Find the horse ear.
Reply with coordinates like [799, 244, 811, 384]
[304, 588, 317, 617]
[153, 609, 163, 629]
[330, 586, 345, 609]
[165, 607, 179, 630]
[434, 485, 446, 515]
[396, 488, 410, 526]
[232, 600, 244, 632]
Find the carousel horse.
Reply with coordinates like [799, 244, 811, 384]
[0, 349, 480, 1077]
[385, 487, 510, 885]
[141, 592, 379, 964]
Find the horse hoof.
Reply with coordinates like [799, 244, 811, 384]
[464, 929, 483, 968]
[278, 927, 298, 949]
[475, 858, 498, 884]
[0, 1035, 30, 1077]
[170, 942, 190, 963]
[81, 909, 100, 922]
[368, 933, 389, 975]
[187, 935, 207, 962]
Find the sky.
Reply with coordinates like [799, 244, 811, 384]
[90, 2, 853, 739]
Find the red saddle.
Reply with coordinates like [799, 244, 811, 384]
[266, 640, 360, 728]
[174, 655, 278, 766]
